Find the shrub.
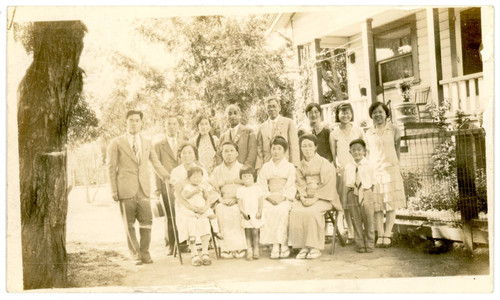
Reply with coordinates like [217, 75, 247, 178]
[408, 177, 459, 211]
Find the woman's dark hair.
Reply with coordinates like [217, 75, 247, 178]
[239, 166, 257, 182]
[299, 134, 318, 147]
[368, 101, 391, 119]
[187, 166, 204, 178]
[220, 140, 239, 153]
[194, 114, 216, 152]
[335, 103, 354, 123]
[195, 114, 212, 128]
[349, 138, 366, 149]
[305, 103, 322, 117]
[271, 135, 289, 152]
[178, 142, 199, 161]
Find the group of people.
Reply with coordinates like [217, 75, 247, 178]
[107, 97, 406, 266]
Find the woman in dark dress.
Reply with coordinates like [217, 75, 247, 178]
[304, 103, 333, 162]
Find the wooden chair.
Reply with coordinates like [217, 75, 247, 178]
[414, 87, 431, 121]
[325, 209, 346, 254]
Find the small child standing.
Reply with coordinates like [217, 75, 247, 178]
[236, 166, 264, 261]
[181, 166, 223, 266]
[344, 139, 375, 253]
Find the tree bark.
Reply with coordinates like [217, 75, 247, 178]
[17, 21, 86, 290]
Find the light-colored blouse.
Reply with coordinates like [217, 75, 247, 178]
[330, 123, 364, 168]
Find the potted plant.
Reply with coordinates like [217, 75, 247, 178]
[393, 79, 418, 124]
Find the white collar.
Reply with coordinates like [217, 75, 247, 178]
[354, 157, 369, 166]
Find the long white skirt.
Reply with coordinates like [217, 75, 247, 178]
[260, 200, 292, 245]
[215, 203, 247, 252]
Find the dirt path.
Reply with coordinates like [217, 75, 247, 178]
[66, 186, 490, 292]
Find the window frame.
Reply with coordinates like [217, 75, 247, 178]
[373, 16, 420, 88]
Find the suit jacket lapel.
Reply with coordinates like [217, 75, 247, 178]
[119, 135, 138, 163]
[263, 120, 272, 141]
[277, 117, 285, 137]
[139, 136, 147, 165]
[236, 125, 246, 144]
[165, 138, 177, 161]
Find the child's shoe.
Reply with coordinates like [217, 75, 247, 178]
[246, 248, 253, 261]
[191, 255, 202, 266]
[270, 245, 280, 259]
[201, 254, 211, 266]
[365, 247, 374, 253]
[253, 248, 260, 259]
[356, 247, 366, 253]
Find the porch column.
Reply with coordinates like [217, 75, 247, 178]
[311, 38, 324, 104]
[361, 18, 377, 103]
[426, 8, 444, 105]
[480, 7, 493, 113]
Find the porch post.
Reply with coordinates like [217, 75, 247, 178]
[311, 38, 324, 104]
[361, 18, 377, 103]
[480, 7, 493, 113]
[426, 8, 444, 105]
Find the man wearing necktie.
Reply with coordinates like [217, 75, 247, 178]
[256, 97, 300, 170]
[107, 110, 169, 265]
[217, 104, 257, 168]
[154, 114, 186, 255]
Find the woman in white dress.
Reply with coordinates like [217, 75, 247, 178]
[329, 103, 364, 244]
[257, 136, 296, 259]
[365, 101, 406, 248]
[170, 143, 214, 265]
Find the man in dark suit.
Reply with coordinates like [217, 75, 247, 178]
[154, 115, 185, 255]
[107, 110, 169, 265]
[218, 104, 257, 168]
[256, 97, 300, 170]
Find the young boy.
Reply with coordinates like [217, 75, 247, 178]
[344, 139, 375, 253]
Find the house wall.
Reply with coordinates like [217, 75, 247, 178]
[375, 10, 432, 105]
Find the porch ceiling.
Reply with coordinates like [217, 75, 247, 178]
[272, 7, 423, 45]
[322, 7, 421, 38]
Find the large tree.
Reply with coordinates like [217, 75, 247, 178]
[17, 20, 87, 289]
[137, 15, 295, 130]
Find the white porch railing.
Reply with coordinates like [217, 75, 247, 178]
[440, 72, 484, 113]
[321, 97, 371, 125]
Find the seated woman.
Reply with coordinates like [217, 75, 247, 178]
[289, 134, 343, 259]
[209, 141, 247, 258]
[170, 143, 215, 266]
[257, 136, 296, 259]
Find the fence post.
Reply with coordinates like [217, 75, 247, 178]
[455, 129, 480, 252]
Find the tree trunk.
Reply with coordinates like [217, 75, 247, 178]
[17, 21, 86, 290]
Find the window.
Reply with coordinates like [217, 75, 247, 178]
[374, 19, 419, 86]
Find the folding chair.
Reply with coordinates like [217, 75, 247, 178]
[325, 209, 346, 254]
